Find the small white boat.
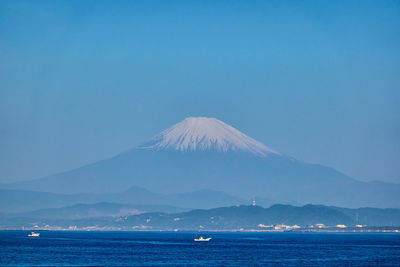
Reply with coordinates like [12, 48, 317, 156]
[28, 232, 40, 237]
[194, 236, 211, 242]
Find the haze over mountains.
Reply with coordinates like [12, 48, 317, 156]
[2, 117, 400, 209]
[0, 187, 247, 213]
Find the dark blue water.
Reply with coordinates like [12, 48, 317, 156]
[1, 231, 399, 266]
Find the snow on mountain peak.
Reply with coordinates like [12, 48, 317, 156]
[138, 117, 279, 156]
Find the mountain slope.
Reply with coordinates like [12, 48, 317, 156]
[4, 117, 400, 208]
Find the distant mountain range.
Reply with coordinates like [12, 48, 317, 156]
[2, 117, 400, 208]
[121, 205, 400, 230]
[0, 186, 254, 213]
[1, 204, 400, 230]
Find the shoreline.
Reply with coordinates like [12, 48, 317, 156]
[2, 228, 400, 233]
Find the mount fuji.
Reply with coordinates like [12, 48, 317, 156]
[5, 117, 400, 208]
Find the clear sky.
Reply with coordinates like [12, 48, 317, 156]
[1, 0, 399, 183]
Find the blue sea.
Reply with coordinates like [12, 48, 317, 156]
[1, 231, 399, 266]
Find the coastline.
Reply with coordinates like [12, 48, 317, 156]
[2, 227, 400, 233]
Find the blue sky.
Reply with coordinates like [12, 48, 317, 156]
[0, 0, 399, 183]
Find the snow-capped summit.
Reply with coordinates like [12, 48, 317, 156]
[138, 117, 279, 156]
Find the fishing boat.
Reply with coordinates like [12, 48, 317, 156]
[194, 236, 211, 242]
[28, 232, 40, 237]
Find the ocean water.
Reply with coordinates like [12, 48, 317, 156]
[0, 231, 399, 266]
